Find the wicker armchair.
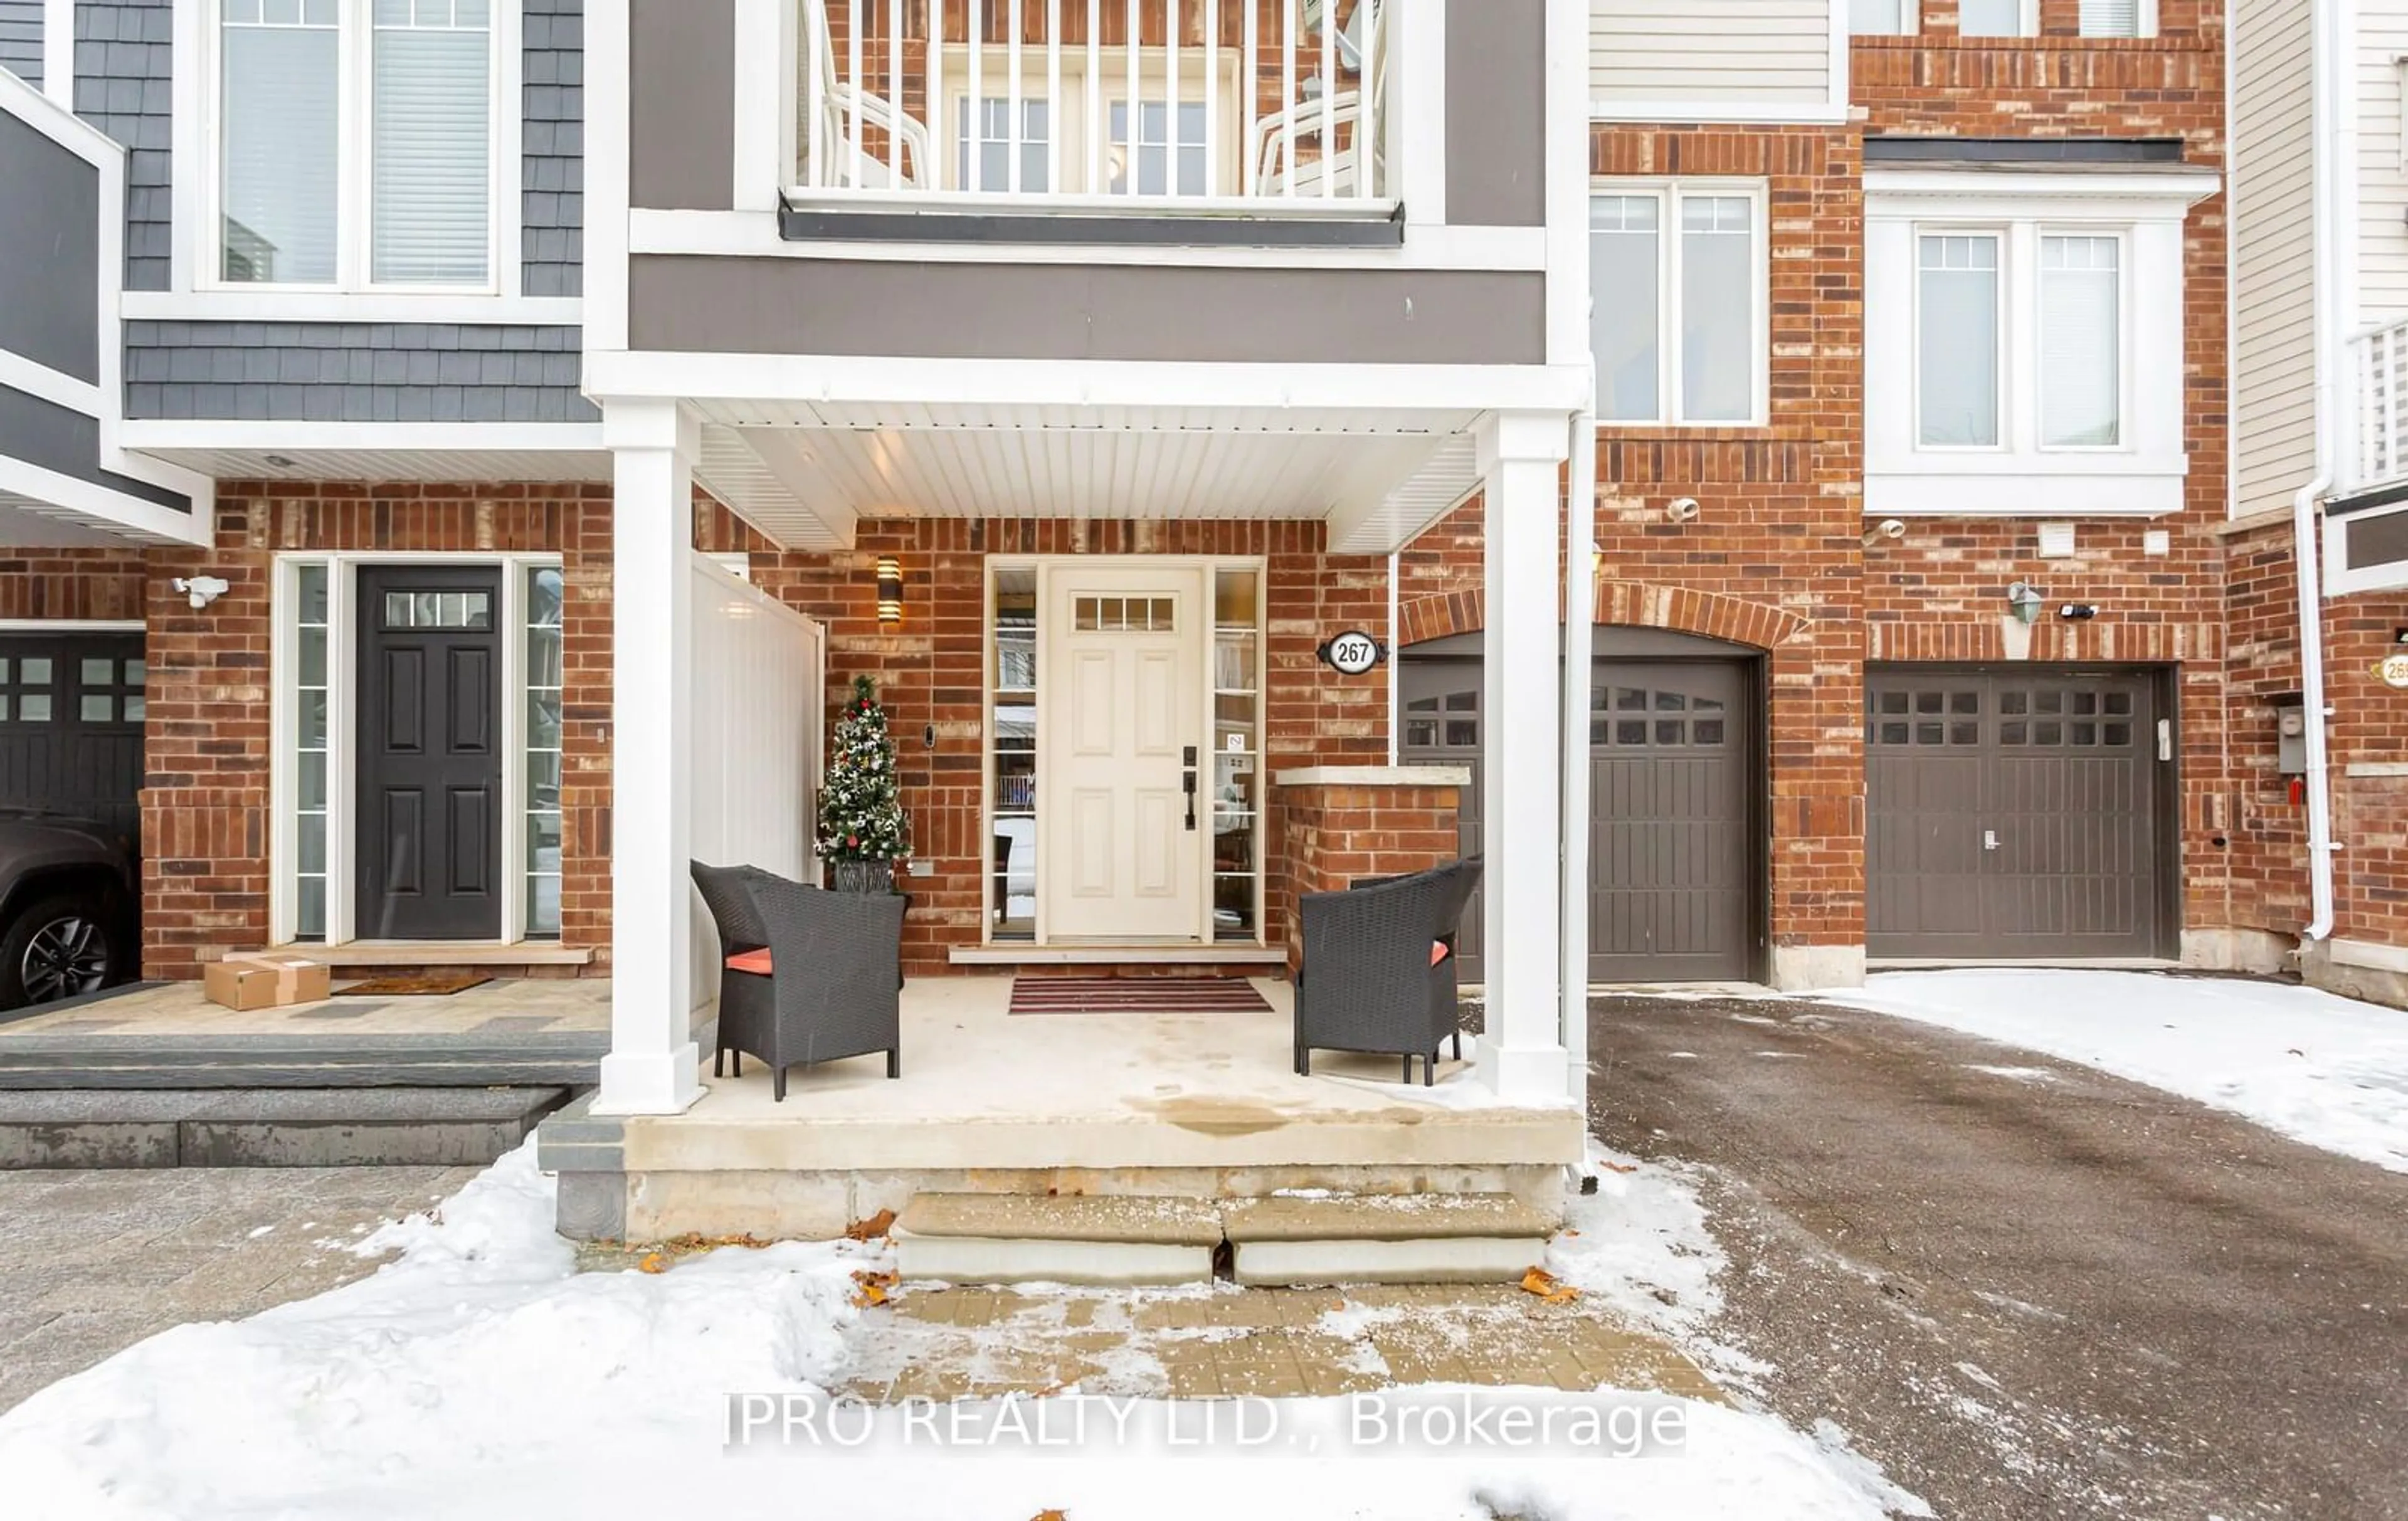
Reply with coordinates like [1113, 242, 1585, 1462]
[1294, 861, 1475, 1085]
[689, 860, 781, 1082]
[740, 873, 907, 1100]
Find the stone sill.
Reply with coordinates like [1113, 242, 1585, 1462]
[1274, 766, 1471, 789]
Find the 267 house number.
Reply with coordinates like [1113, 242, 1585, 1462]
[1320, 631, 1384, 676]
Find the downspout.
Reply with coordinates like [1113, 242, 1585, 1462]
[1560, 403, 1597, 1104]
[2296, 0, 2345, 942]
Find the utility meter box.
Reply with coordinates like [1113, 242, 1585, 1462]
[2273, 693, 2309, 777]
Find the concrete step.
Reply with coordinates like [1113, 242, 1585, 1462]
[1223, 1194, 1556, 1287]
[892, 1191, 1556, 1288]
[894, 1194, 1224, 1287]
[0, 1087, 572, 1169]
[0, 1033, 606, 1089]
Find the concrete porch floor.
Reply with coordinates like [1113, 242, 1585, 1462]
[548, 976, 1585, 1243]
[0, 977, 611, 1039]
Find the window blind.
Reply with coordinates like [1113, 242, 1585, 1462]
[1591, 196, 1661, 423]
[221, 12, 340, 283]
[1918, 235, 2001, 448]
[371, 0, 492, 286]
[2080, 0, 2141, 36]
[2041, 236, 2121, 448]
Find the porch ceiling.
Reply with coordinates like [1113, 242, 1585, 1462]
[688, 401, 1487, 556]
[0, 494, 181, 547]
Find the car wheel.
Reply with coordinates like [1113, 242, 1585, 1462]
[0, 893, 126, 1009]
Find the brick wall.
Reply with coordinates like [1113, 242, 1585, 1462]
[697, 506, 1391, 974]
[0, 549, 147, 621]
[135, 482, 614, 979]
[1277, 782, 1462, 974]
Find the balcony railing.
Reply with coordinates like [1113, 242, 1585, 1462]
[797, 0, 1386, 205]
[2358, 318, 2408, 492]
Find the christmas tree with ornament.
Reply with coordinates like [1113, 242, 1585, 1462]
[818, 673, 910, 890]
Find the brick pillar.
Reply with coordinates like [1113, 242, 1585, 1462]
[1274, 768, 1468, 973]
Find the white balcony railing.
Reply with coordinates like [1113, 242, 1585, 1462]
[796, 0, 1386, 204]
[2357, 317, 2408, 492]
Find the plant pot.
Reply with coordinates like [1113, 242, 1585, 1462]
[829, 858, 895, 894]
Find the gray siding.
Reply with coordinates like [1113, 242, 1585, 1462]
[0, 0, 40, 87]
[124, 324, 600, 423]
[628, 257, 1548, 366]
[524, 0, 584, 298]
[0, 109, 102, 383]
[0, 384, 188, 510]
[1449, 0, 1545, 228]
[73, 0, 172, 293]
[628, 0, 732, 211]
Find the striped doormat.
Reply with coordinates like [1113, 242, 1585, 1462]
[1008, 976, 1272, 1015]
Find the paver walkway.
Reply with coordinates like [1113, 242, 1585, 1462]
[0, 1165, 475, 1413]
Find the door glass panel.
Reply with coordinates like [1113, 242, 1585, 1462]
[19, 658, 50, 685]
[81, 696, 115, 723]
[20, 695, 55, 723]
[291, 562, 332, 939]
[81, 659, 115, 686]
[1212, 567, 1264, 944]
[523, 566, 565, 939]
[991, 567, 1038, 940]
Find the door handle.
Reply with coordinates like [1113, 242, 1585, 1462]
[1183, 746, 1198, 831]
[1982, 829, 2000, 851]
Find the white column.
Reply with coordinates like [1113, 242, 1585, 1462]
[593, 399, 704, 1116]
[1560, 408, 1597, 1104]
[1477, 410, 1571, 1102]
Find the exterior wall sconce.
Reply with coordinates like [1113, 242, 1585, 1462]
[2005, 581, 2046, 626]
[876, 558, 904, 626]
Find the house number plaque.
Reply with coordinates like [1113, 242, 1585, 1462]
[1318, 631, 1385, 676]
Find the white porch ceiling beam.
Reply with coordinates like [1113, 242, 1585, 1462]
[1325, 435, 1482, 555]
[692, 427, 858, 551]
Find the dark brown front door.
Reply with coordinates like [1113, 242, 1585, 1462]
[1402, 650, 1758, 984]
[0, 633, 145, 842]
[356, 567, 502, 941]
[1866, 667, 2168, 959]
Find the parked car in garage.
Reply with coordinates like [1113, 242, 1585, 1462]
[0, 811, 139, 1010]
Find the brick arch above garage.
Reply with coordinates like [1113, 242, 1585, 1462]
[1395, 579, 1813, 652]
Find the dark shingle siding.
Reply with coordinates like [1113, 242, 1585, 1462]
[0, 1, 41, 87]
[74, 0, 173, 292]
[523, 0, 583, 298]
[124, 324, 601, 423]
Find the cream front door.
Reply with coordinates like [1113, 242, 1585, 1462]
[1040, 564, 1205, 941]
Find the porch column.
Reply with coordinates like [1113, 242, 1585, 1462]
[593, 399, 704, 1116]
[1476, 411, 1572, 1102]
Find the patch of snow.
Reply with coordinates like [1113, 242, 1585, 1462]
[1729, 1014, 1781, 1027]
[1971, 1290, 2068, 1325]
[0, 1142, 1921, 1521]
[1812, 969, 2408, 1172]
[1964, 1065, 2057, 1084]
[1666, 1051, 1701, 1060]
[1549, 1141, 1724, 1344]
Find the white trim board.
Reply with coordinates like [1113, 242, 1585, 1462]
[117, 421, 607, 455]
[120, 293, 583, 326]
[0, 619, 147, 633]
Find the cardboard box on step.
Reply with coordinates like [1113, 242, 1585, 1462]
[204, 952, 333, 1011]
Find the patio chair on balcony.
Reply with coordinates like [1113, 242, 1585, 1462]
[691, 863, 907, 1100]
[1294, 858, 1478, 1085]
[1249, 0, 1385, 198]
[803, 0, 931, 189]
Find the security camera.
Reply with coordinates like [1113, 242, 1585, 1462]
[1861, 518, 1907, 549]
[1664, 497, 1703, 524]
[170, 576, 230, 610]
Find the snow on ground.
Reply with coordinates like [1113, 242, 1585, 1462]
[1816, 969, 2408, 1172]
[0, 1144, 1925, 1521]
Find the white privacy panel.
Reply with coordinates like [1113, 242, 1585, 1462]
[686, 554, 822, 1016]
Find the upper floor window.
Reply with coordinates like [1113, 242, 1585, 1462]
[1916, 229, 2126, 451]
[2079, 0, 2148, 36]
[1956, 0, 2031, 36]
[1849, 0, 1913, 34]
[1590, 184, 1766, 426]
[215, 0, 497, 290]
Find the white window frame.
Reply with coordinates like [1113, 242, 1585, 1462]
[1911, 226, 2010, 453]
[1588, 179, 1772, 429]
[185, 0, 523, 302]
[1847, 0, 1918, 36]
[1863, 168, 2214, 517]
[269, 551, 561, 948]
[2326, 502, 2408, 596]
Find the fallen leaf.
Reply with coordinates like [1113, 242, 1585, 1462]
[1598, 1161, 1639, 1175]
[1559, 1229, 1582, 1239]
[637, 1253, 666, 1275]
[850, 1268, 899, 1308]
[846, 1208, 897, 1242]
[1032, 1512, 1068, 1521]
[1520, 1266, 1580, 1305]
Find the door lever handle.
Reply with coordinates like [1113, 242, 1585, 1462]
[1183, 766, 1198, 831]
[1982, 829, 2000, 851]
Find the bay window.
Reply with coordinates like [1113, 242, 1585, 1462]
[2040, 236, 2121, 448]
[1590, 183, 1766, 426]
[215, 0, 499, 290]
[1916, 234, 2002, 448]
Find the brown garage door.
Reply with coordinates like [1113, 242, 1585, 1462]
[1402, 651, 1757, 984]
[1866, 668, 2168, 960]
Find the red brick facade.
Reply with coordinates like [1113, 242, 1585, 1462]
[1277, 781, 1464, 974]
[0, 484, 615, 980]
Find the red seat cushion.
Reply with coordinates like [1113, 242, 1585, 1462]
[1431, 940, 1450, 967]
[725, 948, 773, 976]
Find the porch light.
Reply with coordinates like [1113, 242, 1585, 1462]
[876, 558, 904, 626]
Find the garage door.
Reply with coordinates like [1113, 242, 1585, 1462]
[1866, 668, 2167, 960]
[0, 632, 145, 841]
[1402, 649, 1758, 984]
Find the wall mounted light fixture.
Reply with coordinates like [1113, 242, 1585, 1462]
[170, 576, 230, 610]
[876, 557, 904, 626]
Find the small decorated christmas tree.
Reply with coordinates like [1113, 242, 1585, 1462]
[818, 674, 909, 891]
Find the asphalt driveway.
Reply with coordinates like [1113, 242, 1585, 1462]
[1587, 988, 2408, 1521]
